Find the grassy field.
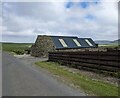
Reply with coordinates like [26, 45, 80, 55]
[1, 42, 119, 55]
[98, 44, 120, 48]
[2, 43, 32, 55]
[35, 61, 118, 96]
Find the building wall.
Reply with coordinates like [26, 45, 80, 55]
[31, 35, 55, 57]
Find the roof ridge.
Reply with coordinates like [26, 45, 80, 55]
[38, 35, 78, 38]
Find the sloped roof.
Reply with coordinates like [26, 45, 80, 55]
[77, 38, 97, 48]
[51, 36, 97, 49]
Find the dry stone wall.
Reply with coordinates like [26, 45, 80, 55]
[31, 35, 55, 57]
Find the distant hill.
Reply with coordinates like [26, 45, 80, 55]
[95, 40, 112, 45]
[95, 39, 120, 45]
[111, 39, 120, 44]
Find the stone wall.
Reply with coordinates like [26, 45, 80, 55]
[55, 47, 108, 52]
[31, 35, 55, 57]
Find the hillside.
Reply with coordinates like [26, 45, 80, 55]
[111, 39, 120, 44]
[95, 39, 120, 45]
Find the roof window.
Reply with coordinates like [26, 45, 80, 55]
[85, 39, 93, 46]
[73, 39, 81, 46]
[59, 39, 68, 47]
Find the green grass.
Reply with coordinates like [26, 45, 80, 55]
[2, 42, 32, 55]
[98, 44, 119, 48]
[35, 61, 118, 96]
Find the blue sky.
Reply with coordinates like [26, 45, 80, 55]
[1, 0, 118, 43]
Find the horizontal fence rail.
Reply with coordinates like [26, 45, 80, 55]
[49, 50, 120, 73]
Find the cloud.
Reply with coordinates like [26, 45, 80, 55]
[1, 0, 118, 43]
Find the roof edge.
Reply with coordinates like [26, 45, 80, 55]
[37, 35, 78, 38]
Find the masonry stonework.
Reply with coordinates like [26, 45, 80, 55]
[31, 35, 55, 57]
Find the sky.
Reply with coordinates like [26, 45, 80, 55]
[1, 0, 119, 43]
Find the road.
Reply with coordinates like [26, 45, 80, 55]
[2, 52, 86, 96]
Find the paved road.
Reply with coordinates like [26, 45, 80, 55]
[2, 52, 86, 96]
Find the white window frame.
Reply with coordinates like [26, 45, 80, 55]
[59, 39, 68, 47]
[85, 39, 93, 46]
[73, 39, 81, 46]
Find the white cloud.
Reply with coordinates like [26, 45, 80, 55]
[1, 0, 118, 43]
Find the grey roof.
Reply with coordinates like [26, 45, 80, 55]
[77, 38, 97, 48]
[51, 36, 97, 49]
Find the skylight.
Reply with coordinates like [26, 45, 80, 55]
[59, 39, 68, 47]
[85, 39, 93, 46]
[73, 39, 81, 46]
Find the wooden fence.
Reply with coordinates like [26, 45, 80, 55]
[49, 50, 120, 74]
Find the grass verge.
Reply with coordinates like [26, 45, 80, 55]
[35, 61, 118, 96]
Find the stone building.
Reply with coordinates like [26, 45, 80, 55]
[31, 35, 97, 57]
